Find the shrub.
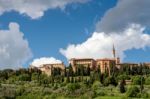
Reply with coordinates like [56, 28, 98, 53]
[31, 73, 39, 81]
[67, 83, 80, 92]
[126, 86, 140, 97]
[92, 81, 102, 90]
[117, 74, 130, 80]
[79, 94, 91, 99]
[84, 91, 96, 98]
[132, 76, 145, 85]
[1, 87, 16, 99]
[18, 74, 31, 81]
[109, 76, 118, 86]
[103, 76, 118, 86]
[16, 86, 25, 96]
[103, 77, 110, 86]
[95, 89, 105, 96]
[145, 76, 150, 85]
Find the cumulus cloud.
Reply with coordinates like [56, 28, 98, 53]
[0, 22, 32, 69]
[0, 0, 89, 19]
[60, 24, 150, 60]
[60, 0, 150, 61]
[96, 0, 150, 33]
[31, 57, 62, 67]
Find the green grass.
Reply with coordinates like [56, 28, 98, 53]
[95, 96, 149, 99]
[95, 96, 124, 99]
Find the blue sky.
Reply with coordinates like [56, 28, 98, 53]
[0, 0, 150, 69]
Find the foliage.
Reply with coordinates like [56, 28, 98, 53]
[103, 76, 118, 86]
[117, 74, 130, 80]
[18, 74, 31, 81]
[0, 63, 150, 98]
[126, 86, 140, 97]
[132, 76, 145, 85]
[145, 76, 150, 85]
[31, 73, 39, 81]
[67, 83, 80, 92]
[92, 81, 102, 90]
[119, 79, 126, 93]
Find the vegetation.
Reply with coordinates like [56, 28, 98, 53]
[0, 63, 150, 98]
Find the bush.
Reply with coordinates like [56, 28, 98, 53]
[117, 74, 130, 80]
[92, 81, 102, 90]
[145, 76, 150, 85]
[95, 89, 105, 96]
[84, 91, 96, 98]
[67, 83, 80, 92]
[18, 74, 31, 81]
[126, 86, 140, 97]
[103, 76, 118, 86]
[16, 86, 25, 96]
[132, 76, 145, 85]
[1, 87, 16, 99]
[31, 73, 39, 81]
[103, 77, 110, 86]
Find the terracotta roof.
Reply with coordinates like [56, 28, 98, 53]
[96, 58, 116, 61]
[118, 63, 138, 65]
[70, 58, 94, 61]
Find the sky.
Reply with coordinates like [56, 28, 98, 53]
[0, 0, 150, 69]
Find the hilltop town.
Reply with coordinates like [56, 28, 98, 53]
[30, 45, 150, 77]
[0, 45, 150, 99]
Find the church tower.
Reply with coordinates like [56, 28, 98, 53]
[112, 44, 120, 64]
[112, 44, 116, 58]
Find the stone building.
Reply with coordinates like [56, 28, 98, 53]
[69, 44, 120, 74]
[117, 63, 139, 69]
[143, 63, 150, 68]
[31, 63, 65, 76]
[69, 58, 96, 72]
[96, 58, 116, 74]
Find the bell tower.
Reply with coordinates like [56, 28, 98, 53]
[112, 44, 116, 58]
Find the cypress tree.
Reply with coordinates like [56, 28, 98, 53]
[120, 79, 126, 93]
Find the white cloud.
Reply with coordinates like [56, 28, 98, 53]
[0, 0, 89, 19]
[31, 57, 62, 67]
[60, 24, 150, 60]
[96, 0, 150, 33]
[0, 22, 32, 69]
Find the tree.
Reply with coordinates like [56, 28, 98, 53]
[87, 65, 91, 76]
[67, 83, 80, 92]
[145, 76, 150, 85]
[127, 86, 140, 97]
[119, 79, 126, 93]
[109, 76, 118, 86]
[31, 73, 39, 81]
[64, 67, 67, 77]
[71, 76, 74, 83]
[66, 73, 70, 83]
[92, 81, 102, 90]
[132, 76, 145, 85]
[69, 64, 73, 76]
[53, 68, 61, 76]
[18, 74, 31, 81]
[103, 76, 118, 86]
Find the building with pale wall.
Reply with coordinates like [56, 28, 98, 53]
[69, 44, 120, 74]
[31, 63, 65, 76]
[69, 58, 96, 72]
[117, 63, 138, 69]
[143, 63, 150, 68]
[30, 44, 150, 76]
[96, 58, 116, 74]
